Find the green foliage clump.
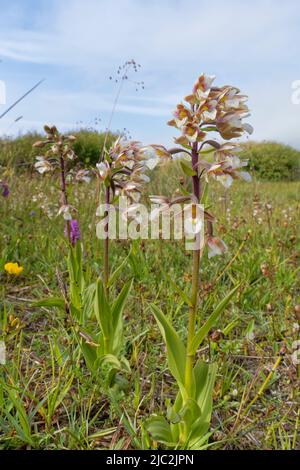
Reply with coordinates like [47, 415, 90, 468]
[241, 141, 300, 181]
[0, 129, 118, 170]
[0, 132, 42, 169]
[1, 133, 300, 182]
[71, 130, 117, 166]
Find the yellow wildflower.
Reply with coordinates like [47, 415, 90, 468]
[4, 262, 24, 276]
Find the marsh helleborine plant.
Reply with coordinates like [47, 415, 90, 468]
[171, 73, 252, 390]
[96, 138, 171, 293]
[33, 125, 89, 245]
[147, 73, 252, 448]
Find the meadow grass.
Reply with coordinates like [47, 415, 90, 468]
[0, 167, 299, 449]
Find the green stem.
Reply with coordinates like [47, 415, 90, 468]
[184, 248, 200, 396]
[59, 154, 71, 244]
[103, 186, 110, 298]
[104, 336, 110, 354]
[184, 142, 201, 397]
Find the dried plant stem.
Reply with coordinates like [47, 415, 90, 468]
[100, 62, 131, 164]
[103, 186, 110, 297]
[59, 154, 70, 243]
[214, 237, 247, 284]
[101, 77, 125, 158]
[241, 352, 284, 418]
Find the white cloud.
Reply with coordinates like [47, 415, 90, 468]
[0, 0, 299, 147]
[0, 0, 299, 69]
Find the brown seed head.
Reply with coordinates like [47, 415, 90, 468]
[260, 263, 270, 277]
[279, 345, 287, 356]
[210, 329, 223, 342]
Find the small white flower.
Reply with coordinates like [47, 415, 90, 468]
[58, 204, 73, 220]
[239, 171, 252, 182]
[96, 161, 110, 180]
[216, 174, 233, 188]
[293, 323, 299, 332]
[202, 108, 217, 121]
[51, 144, 59, 154]
[207, 236, 228, 258]
[137, 173, 150, 183]
[130, 191, 141, 202]
[225, 156, 248, 169]
[243, 123, 254, 135]
[75, 169, 91, 183]
[123, 181, 139, 191]
[34, 157, 52, 174]
[140, 147, 160, 170]
[66, 150, 76, 160]
[193, 73, 216, 100]
[145, 155, 160, 170]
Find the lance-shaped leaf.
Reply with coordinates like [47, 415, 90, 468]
[108, 247, 132, 287]
[94, 278, 112, 353]
[32, 297, 65, 310]
[67, 244, 85, 311]
[76, 331, 98, 372]
[112, 279, 133, 329]
[188, 361, 217, 448]
[146, 415, 174, 446]
[150, 304, 186, 394]
[189, 283, 241, 355]
[161, 269, 193, 307]
[98, 354, 122, 369]
[111, 279, 133, 354]
[82, 282, 97, 320]
[180, 161, 197, 177]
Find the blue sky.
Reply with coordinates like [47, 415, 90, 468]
[0, 0, 300, 148]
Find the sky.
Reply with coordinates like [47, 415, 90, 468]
[0, 0, 300, 148]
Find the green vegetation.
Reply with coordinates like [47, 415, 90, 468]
[1, 133, 300, 181]
[242, 141, 300, 181]
[71, 130, 117, 165]
[1, 169, 299, 450]
[0, 130, 117, 169]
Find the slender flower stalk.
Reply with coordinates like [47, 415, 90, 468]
[101, 59, 144, 162]
[33, 125, 86, 245]
[168, 75, 252, 402]
[59, 151, 71, 243]
[96, 138, 171, 294]
[95, 60, 146, 276]
[184, 141, 201, 396]
[145, 74, 252, 449]
[103, 186, 110, 296]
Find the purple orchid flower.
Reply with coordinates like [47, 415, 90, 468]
[65, 219, 81, 246]
[1, 181, 10, 198]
